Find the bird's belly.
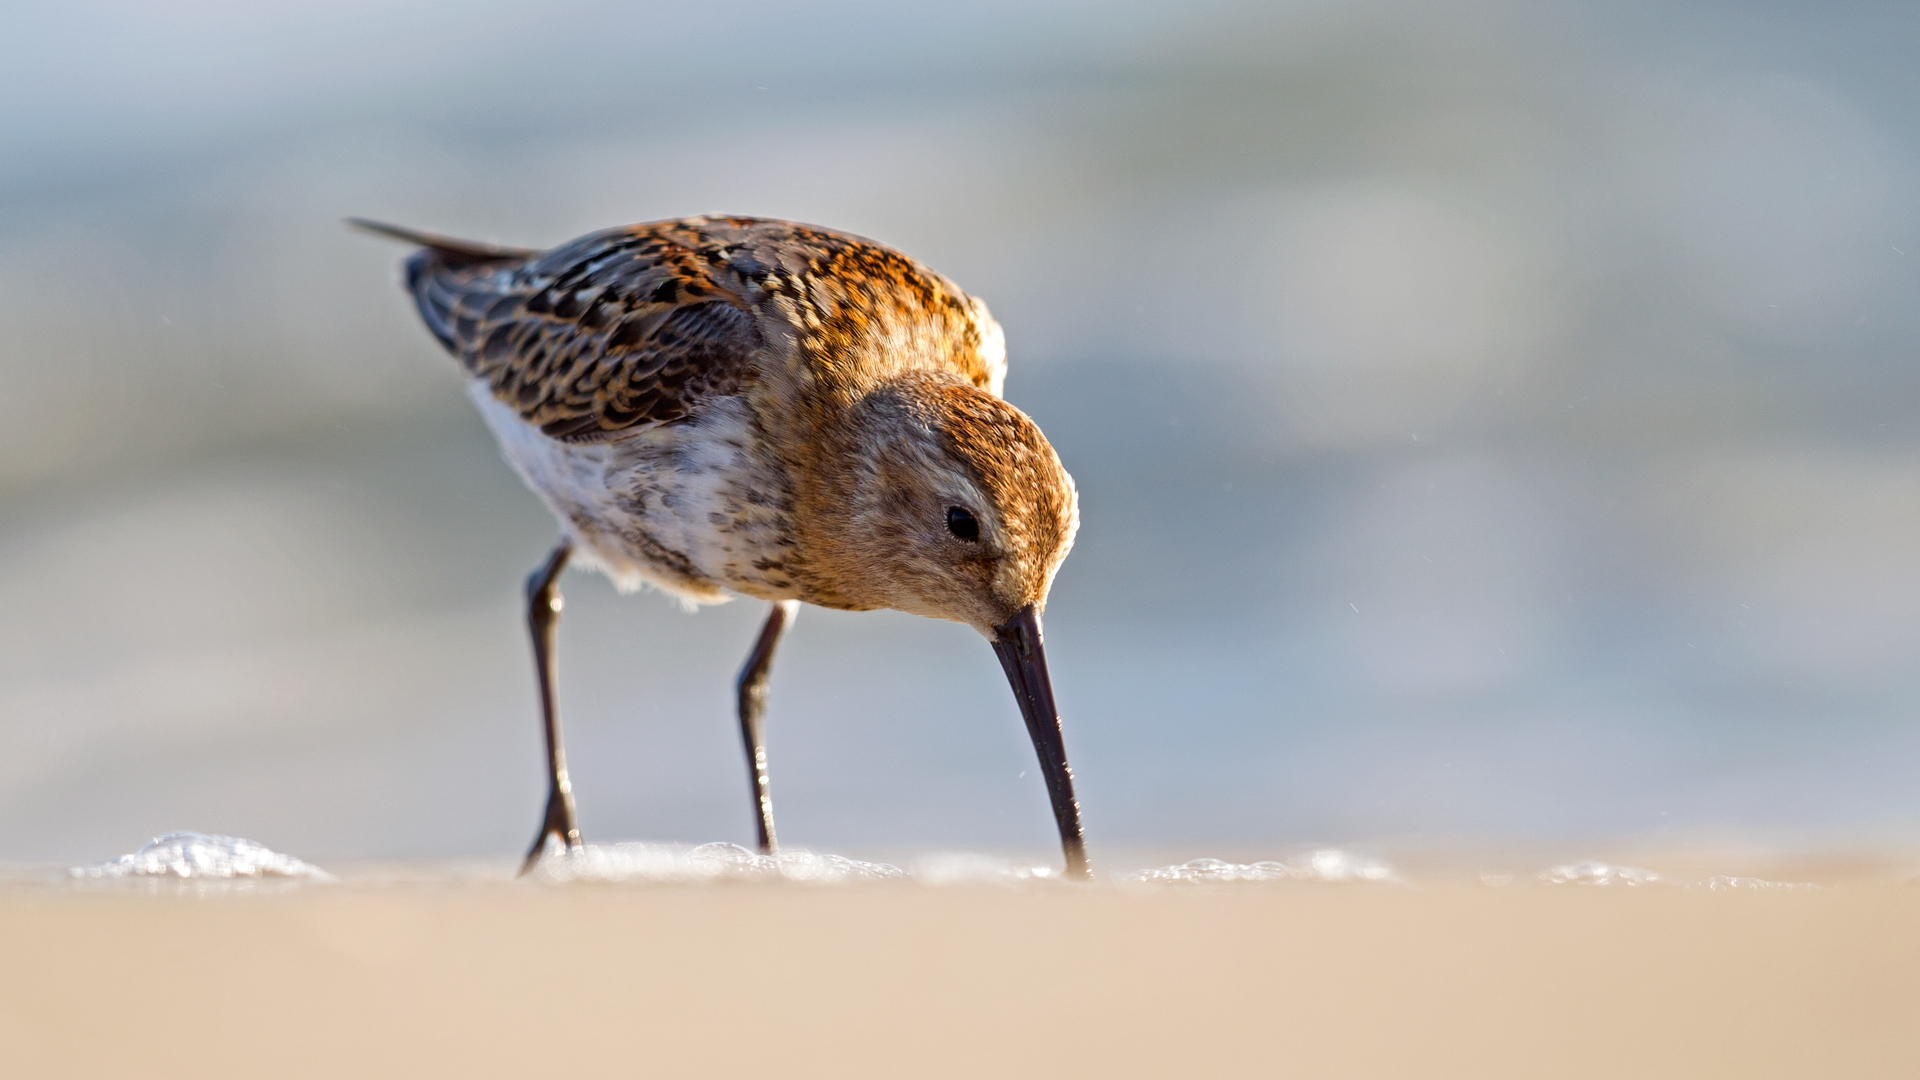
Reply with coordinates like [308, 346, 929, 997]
[468, 386, 795, 604]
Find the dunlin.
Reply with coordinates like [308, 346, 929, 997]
[353, 216, 1089, 878]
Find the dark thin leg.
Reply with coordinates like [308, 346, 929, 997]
[736, 600, 798, 854]
[519, 541, 579, 875]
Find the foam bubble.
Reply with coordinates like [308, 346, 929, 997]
[909, 853, 1057, 885]
[534, 842, 905, 885]
[1132, 849, 1402, 885]
[1698, 876, 1817, 891]
[70, 832, 331, 881]
[1538, 861, 1661, 887]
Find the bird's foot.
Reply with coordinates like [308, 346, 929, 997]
[517, 785, 582, 877]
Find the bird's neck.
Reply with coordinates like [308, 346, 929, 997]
[766, 373, 955, 612]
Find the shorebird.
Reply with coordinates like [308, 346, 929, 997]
[352, 215, 1089, 878]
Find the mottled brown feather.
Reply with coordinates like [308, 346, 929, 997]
[401, 216, 997, 442]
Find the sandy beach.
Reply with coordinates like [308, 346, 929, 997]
[3, 854, 1916, 1079]
[7, 5, 1920, 1079]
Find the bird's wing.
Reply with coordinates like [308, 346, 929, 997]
[389, 218, 767, 441]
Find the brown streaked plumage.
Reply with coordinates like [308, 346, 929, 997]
[353, 215, 1089, 878]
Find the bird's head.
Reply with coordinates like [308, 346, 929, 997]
[813, 373, 1078, 635]
[801, 371, 1087, 878]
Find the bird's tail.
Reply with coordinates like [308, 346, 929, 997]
[344, 218, 538, 265]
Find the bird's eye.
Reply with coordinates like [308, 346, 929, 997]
[946, 506, 980, 542]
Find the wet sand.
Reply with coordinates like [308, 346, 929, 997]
[2, 861, 1916, 1079]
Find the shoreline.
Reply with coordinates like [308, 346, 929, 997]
[2, 855, 1916, 1078]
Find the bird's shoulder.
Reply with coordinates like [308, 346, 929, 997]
[408, 216, 1002, 441]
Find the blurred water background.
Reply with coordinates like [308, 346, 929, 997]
[2, 0, 1917, 865]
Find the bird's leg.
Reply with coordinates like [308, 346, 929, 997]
[736, 600, 799, 854]
[519, 541, 580, 875]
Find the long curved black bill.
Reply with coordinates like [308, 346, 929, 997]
[992, 604, 1090, 880]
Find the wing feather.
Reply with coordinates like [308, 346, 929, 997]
[382, 215, 1004, 439]
[403, 221, 764, 440]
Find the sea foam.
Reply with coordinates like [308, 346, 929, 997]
[70, 832, 331, 881]
[1131, 849, 1403, 885]
[533, 841, 906, 884]
[1698, 875, 1816, 891]
[1537, 861, 1662, 886]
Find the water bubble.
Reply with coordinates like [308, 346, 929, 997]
[1131, 849, 1402, 885]
[1538, 861, 1661, 887]
[533, 841, 905, 885]
[909, 853, 1056, 885]
[70, 832, 331, 881]
[1698, 876, 1816, 891]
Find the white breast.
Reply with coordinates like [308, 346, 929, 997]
[468, 384, 786, 606]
